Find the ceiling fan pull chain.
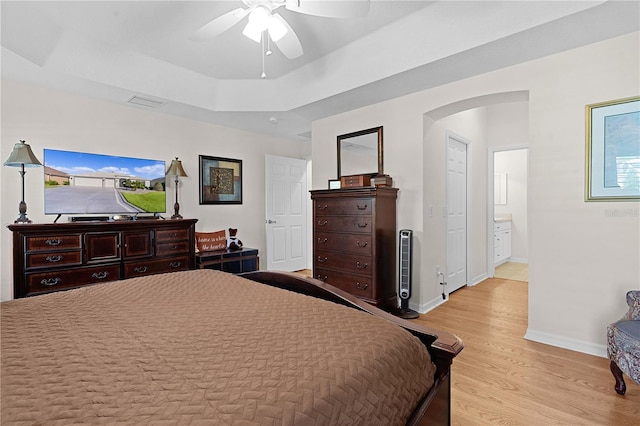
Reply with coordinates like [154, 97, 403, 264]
[261, 31, 267, 79]
[266, 34, 273, 56]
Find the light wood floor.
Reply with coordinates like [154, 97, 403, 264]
[414, 278, 640, 425]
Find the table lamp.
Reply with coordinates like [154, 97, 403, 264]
[166, 157, 188, 219]
[3, 140, 43, 223]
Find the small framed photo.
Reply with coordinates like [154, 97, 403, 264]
[585, 96, 640, 201]
[328, 179, 341, 190]
[199, 155, 243, 204]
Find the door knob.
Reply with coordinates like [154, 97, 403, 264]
[266, 219, 277, 224]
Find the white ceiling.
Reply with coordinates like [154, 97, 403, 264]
[2, 1, 639, 142]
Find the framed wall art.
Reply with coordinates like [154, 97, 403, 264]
[199, 155, 243, 204]
[585, 96, 640, 201]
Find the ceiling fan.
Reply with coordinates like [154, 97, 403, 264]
[190, 0, 371, 60]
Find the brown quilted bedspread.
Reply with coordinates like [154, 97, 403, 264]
[1, 269, 435, 425]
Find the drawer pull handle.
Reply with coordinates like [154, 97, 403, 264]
[169, 261, 182, 268]
[356, 222, 368, 228]
[316, 275, 328, 282]
[317, 256, 328, 263]
[170, 245, 178, 250]
[170, 233, 177, 237]
[318, 204, 328, 210]
[45, 255, 63, 263]
[134, 266, 149, 273]
[355, 282, 369, 290]
[317, 220, 328, 226]
[317, 237, 328, 244]
[92, 271, 109, 280]
[45, 239, 62, 246]
[356, 241, 368, 247]
[356, 204, 368, 210]
[356, 261, 368, 269]
[41, 277, 62, 286]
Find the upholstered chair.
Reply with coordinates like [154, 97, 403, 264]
[607, 290, 640, 395]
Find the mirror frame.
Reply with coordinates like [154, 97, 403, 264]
[337, 126, 383, 178]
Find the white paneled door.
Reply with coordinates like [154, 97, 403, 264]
[446, 135, 468, 293]
[265, 155, 308, 271]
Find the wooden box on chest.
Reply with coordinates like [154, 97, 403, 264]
[310, 187, 398, 310]
[9, 219, 197, 298]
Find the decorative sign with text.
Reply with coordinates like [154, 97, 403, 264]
[195, 230, 227, 252]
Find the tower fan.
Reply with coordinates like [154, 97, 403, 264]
[396, 229, 419, 319]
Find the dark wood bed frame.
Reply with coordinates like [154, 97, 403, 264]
[241, 271, 464, 426]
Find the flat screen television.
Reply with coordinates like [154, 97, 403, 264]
[43, 148, 166, 217]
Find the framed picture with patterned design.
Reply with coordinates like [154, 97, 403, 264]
[199, 155, 243, 204]
[585, 96, 640, 201]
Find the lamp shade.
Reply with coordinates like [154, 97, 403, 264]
[3, 140, 42, 168]
[166, 157, 188, 177]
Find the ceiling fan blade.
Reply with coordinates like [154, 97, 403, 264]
[272, 13, 303, 59]
[190, 7, 251, 41]
[285, 0, 370, 18]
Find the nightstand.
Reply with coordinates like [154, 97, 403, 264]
[196, 248, 259, 274]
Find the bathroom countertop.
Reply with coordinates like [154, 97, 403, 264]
[494, 213, 512, 222]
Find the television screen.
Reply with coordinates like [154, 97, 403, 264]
[43, 148, 166, 216]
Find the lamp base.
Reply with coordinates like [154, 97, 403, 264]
[15, 201, 31, 223]
[171, 201, 182, 219]
[14, 215, 32, 224]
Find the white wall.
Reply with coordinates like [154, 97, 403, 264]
[487, 101, 529, 262]
[1, 80, 308, 301]
[311, 32, 639, 356]
[423, 108, 489, 306]
[494, 149, 528, 262]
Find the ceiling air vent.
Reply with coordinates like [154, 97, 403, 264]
[127, 95, 166, 109]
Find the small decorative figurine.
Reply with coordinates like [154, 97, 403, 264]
[227, 228, 243, 251]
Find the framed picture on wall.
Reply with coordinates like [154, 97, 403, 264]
[585, 96, 640, 201]
[199, 155, 243, 204]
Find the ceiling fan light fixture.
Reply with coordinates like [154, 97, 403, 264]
[242, 21, 263, 42]
[267, 16, 287, 41]
[242, 6, 288, 44]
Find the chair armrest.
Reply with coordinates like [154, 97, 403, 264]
[624, 290, 640, 321]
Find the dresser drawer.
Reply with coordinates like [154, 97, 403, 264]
[315, 216, 373, 234]
[26, 250, 82, 269]
[314, 268, 373, 299]
[26, 264, 119, 295]
[315, 198, 373, 216]
[314, 233, 372, 255]
[156, 241, 190, 256]
[314, 250, 372, 276]
[123, 255, 189, 278]
[494, 221, 511, 232]
[25, 234, 82, 251]
[341, 174, 371, 188]
[156, 228, 190, 242]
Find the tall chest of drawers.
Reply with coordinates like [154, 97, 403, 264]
[9, 219, 197, 298]
[310, 187, 398, 310]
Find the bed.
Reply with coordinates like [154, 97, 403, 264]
[1, 269, 463, 425]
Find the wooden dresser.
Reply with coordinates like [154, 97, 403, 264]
[8, 219, 197, 298]
[310, 187, 398, 310]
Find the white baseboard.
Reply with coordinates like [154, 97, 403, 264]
[509, 257, 528, 264]
[524, 328, 607, 358]
[469, 273, 488, 286]
[410, 294, 448, 314]
[410, 274, 488, 314]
